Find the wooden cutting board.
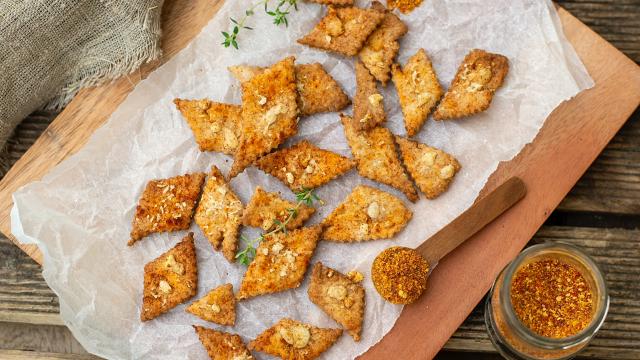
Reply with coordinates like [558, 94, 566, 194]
[0, 1, 638, 359]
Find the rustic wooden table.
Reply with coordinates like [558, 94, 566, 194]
[0, 1, 638, 359]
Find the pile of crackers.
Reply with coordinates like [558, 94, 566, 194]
[127, 0, 508, 359]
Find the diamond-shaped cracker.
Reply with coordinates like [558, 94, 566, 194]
[396, 136, 461, 199]
[321, 185, 412, 242]
[141, 232, 198, 321]
[229, 57, 299, 178]
[193, 326, 254, 360]
[434, 49, 509, 120]
[392, 49, 444, 136]
[308, 262, 365, 341]
[352, 61, 386, 130]
[249, 318, 342, 360]
[237, 225, 321, 300]
[194, 166, 243, 262]
[297, 6, 385, 56]
[186, 283, 236, 326]
[242, 186, 315, 232]
[358, 1, 407, 85]
[308, 0, 354, 5]
[229, 63, 350, 116]
[255, 140, 356, 191]
[129, 172, 205, 246]
[340, 115, 418, 201]
[173, 99, 241, 154]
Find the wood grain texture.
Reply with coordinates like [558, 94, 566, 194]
[0, 323, 88, 355]
[0, 350, 100, 360]
[444, 226, 640, 359]
[362, 7, 640, 359]
[0, 0, 224, 263]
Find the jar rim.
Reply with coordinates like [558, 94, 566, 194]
[499, 242, 609, 350]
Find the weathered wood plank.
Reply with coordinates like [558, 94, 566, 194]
[0, 323, 88, 355]
[0, 350, 100, 360]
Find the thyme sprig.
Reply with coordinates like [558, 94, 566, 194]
[235, 187, 320, 265]
[222, 0, 299, 49]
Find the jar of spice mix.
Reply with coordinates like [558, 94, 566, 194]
[485, 243, 609, 360]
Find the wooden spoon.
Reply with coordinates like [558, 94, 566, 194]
[372, 177, 527, 304]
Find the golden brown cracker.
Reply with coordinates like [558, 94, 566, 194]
[395, 136, 460, 199]
[237, 226, 321, 300]
[353, 61, 386, 130]
[228, 65, 264, 83]
[186, 283, 236, 326]
[141, 232, 198, 321]
[255, 140, 356, 191]
[174, 99, 241, 154]
[229, 57, 299, 178]
[195, 166, 243, 262]
[193, 326, 254, 360]
[297, 6, 384, 56]
[340, 115, 418, 201]
[434, 49, 509, 120]
[249, 318, 342, 360]
[321, 185, 412, 242]
[358, 1, 407, 85]
[308, 262, 365, 341]
[307, 0, 354, 5]
[242, 186, 315, 231]
[129, 172, 205, 246]
[392, 49, 443, 136]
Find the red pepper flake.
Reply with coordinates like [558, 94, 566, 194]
[510, 258, 593, 338]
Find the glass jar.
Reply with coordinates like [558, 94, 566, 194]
[485, 242, 609, 360]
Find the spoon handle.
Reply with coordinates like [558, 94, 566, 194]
[416, 177, 527, 265]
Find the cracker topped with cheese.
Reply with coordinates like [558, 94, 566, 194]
[186, 283, 236, 326]
[193, 326, 254, 360]
[242, 186, 315, 232]
[174, 99, 241, 154]
[353, 61, 386, 130]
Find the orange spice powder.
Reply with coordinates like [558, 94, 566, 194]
[387, 0, 424, 14]
[510, 258, 594, 338]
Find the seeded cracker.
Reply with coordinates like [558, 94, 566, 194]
[229, 63, 350, 116]
[321, 185, 412, 242]
[237, 225, 321, 300]
[392, 49, 443, 136]
[434, 49, 509, 120]
[186, 283, 236, 326]
[194, 166, 243, 262]
[307, 0, 354, 6]
[340, 115, 418, 201]
[249, 318, 342, 360]
[193, 326, 254, 360]
[242, 186, 315, 231]
[255, 140, 356, 191]
[229, 57, 299, 178]
[141, 232, 198, 321]
[359, 1, 408, 85]
[308, 262, 365, 341]
[353, 61, 386, 130]
[173, 99, 241, 154]
[297, 6, 385, 56]
[396, 136, 460, 199]
[129, 172, 205, 246]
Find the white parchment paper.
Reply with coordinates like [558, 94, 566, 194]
[11, 0, 593, 359]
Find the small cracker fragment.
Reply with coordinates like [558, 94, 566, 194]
[358, 1, 408, 85]
[307, 0, 354, 6]
[129, 172, 205, 246]
[186, 283, 236, 326]
[340, 115, 418, 201]
[237, 226, 321, 300]
[434, 49, 509, 120]
[321, 185, 412, 242]
[242, 186, 315, 231]
[297, 6, 385, 56]
[249, 318, 342, 360]
[396, 136, 461, 199]
[141, 232, 198, 321]
[173, 99, 241, 154]
[392, 49, 443, 136]
[308, 262, 365, 341]
[193, 326, 254, 360]
[353, 61, 386, 130]
[255, 140, 356, 191]
[229, 57, 299, 178]
[195, 166, 243, 262]
[229, 63, 350, 116]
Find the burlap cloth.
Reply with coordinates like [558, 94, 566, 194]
[0, 0, 165, 159]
